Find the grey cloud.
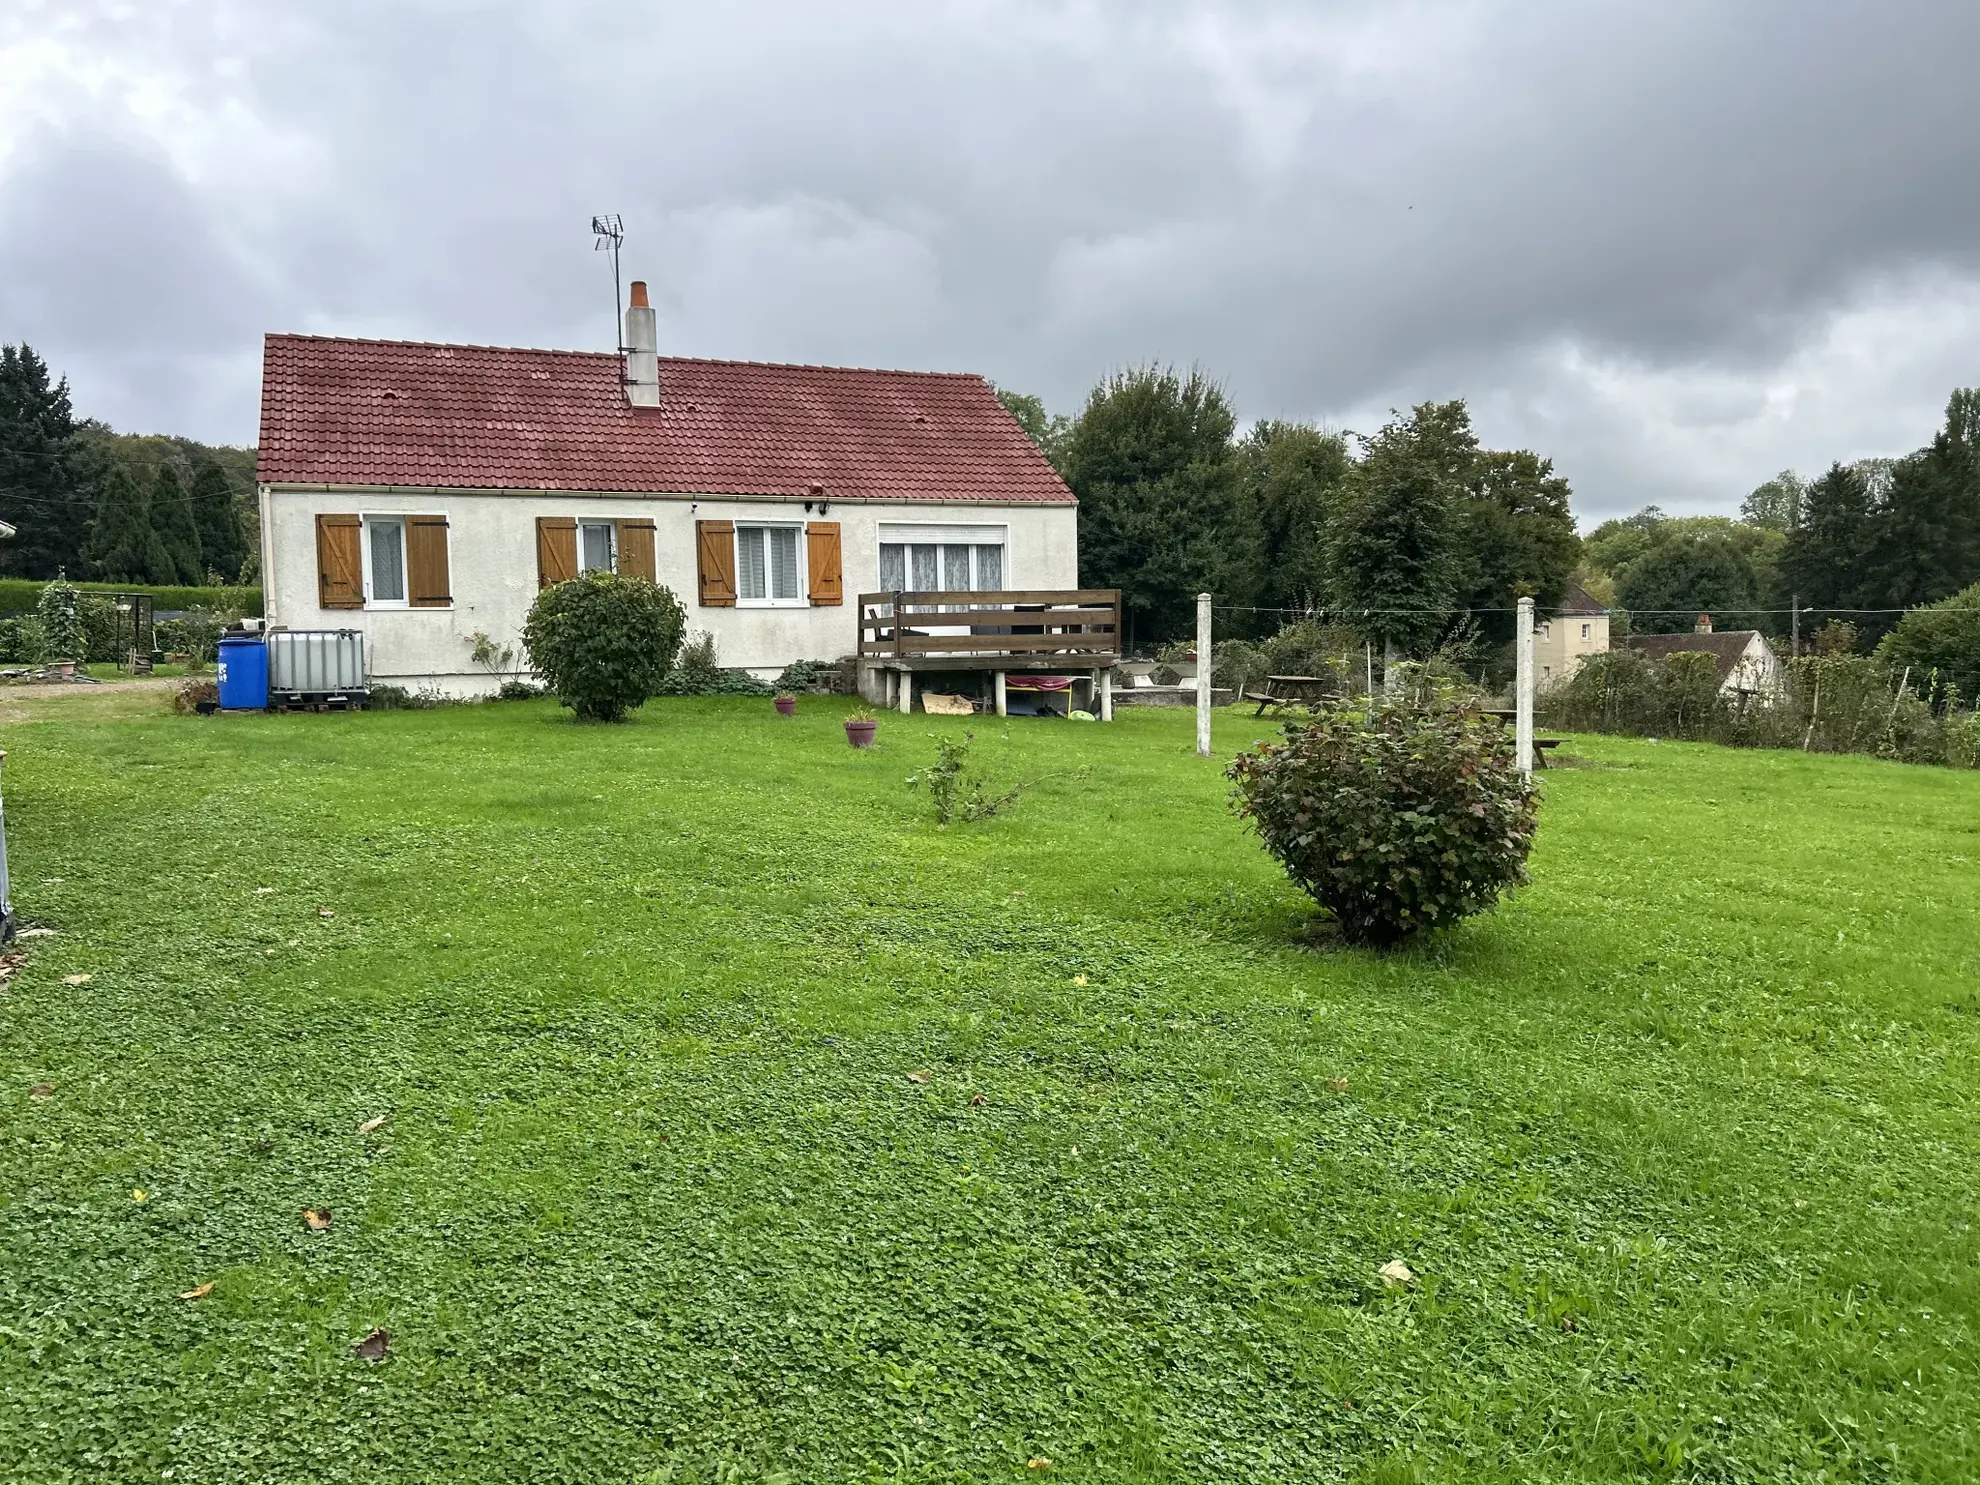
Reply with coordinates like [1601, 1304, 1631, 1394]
[2, 0, 1977, 515]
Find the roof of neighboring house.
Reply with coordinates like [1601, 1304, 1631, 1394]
[1557, 580, 1606, 615]
[1625, 630, 1774, 685]
[256, 334, 1075, 504]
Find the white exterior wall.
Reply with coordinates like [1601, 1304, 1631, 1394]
[261, 486, 1079, 695]
[1722, 633, 1785, 697]
[1534, 611, 1610, 689]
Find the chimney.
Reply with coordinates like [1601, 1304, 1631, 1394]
[1694, 612, 1713, 634]
[623, 280, 659, 407]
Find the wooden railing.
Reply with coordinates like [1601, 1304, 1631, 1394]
[857, 590, 1122, 666]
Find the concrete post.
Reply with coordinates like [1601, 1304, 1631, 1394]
[1099, 665, 1113, 722]
[1515, 595, 1535, 777]
[1195, 592, 1213, 758]
[898, 669, 913, 715]
[994, 670, 1007, 717]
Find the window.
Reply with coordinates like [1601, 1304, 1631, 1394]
[736, 523, 803, 603]
[877, 541, 1006, 592]
[1580, 622, 1592, 641]
[579, 521, 616, 575]
[365, 517, 407, 606]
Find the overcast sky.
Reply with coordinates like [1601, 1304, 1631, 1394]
[3, 0, 1977, 521]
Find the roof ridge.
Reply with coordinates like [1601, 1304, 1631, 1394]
[263, 332, 989, 381]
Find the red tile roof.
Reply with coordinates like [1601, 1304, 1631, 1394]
[256, 334, 1075, 505]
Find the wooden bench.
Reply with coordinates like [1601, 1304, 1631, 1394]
[1473, 708, 1565, 767]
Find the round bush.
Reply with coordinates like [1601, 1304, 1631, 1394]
[522, 573, 686, 722]
[1227, 695, 1539, 946]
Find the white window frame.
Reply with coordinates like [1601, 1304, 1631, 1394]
[875, 523, 1009, 597]
[735, 521, 807, 608]
[578, 519, 618, 576]
[362, 514, 411, 610]
[1580, 622, 1592, 641]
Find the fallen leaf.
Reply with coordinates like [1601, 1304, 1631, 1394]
[317, 908, 335, 919]
[1326, 1077, 1350, 1093]
[1071, 974, 1087, 987]
[905, 1069, 932, 1084]
[969, 1093, 987, 1106]
[62, 973, 91, 987]
[356, 1114, 389, 1134]
[352, 1327, 391, 1362]
[179, 1282, 214, 1300]
[18, 926, 57, 938]
[132, 1188, 148, 1203]
[1070, 1145, 1081, 1157]
[1026, 1458, 1053, 1472]
[303, 1207, 333, 1231]
[1378, 1259, 1415, 1287]
[254, 887, 277, 895]
[28, 1083, 55, 1099]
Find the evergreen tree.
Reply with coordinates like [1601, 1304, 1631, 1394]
[149, 463, 203, 583]
[189, 460, 245, 582]
[1236, 420, 1351, 624]
[1858, 389, 1980, 638]
[1062, 366, 1245, 645]
[1779, 461, 1874, 618]
[0, 343, 90, 577]
[83, 460, 171, 583]
[1451, 448, 1580, 646]
[1324, 401, 1470, 656]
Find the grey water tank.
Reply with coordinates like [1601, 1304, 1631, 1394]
[267, 630, 366, 700]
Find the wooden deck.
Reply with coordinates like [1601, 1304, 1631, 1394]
[856, 589, 1122, 718]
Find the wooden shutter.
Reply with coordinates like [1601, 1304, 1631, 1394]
[696, 519, 736, 606]
[536, 516, 577, 588]
[806, 521, 843, 606]
[618, 519, 657, 582]
[406, 515, 451, 607]
[316, 514, 363, 609]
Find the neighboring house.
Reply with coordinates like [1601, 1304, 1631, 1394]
[1626, 618, 1785, 698]
[255, 283, 1077, 696]
[1534, 580, 1609, 688]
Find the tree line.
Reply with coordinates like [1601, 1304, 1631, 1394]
[997, 369, 1579, 660]
[0, 344, 259, 588]
[1578, 389, 1980, 646]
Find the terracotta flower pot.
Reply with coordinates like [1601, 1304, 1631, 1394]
[844, 718, 878, 749]
[774, 695, 797, 717]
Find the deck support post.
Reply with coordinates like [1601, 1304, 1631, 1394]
[1099, 666, 1112, 722]
[1195, 591, 1213, 757]
[898, 668, 913, 715]
[995, 670, 1007, 717]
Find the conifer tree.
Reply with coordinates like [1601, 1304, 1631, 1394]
[0, 344, 89, 577]
[149, 463, 204, 583]
[83, 461, 169, 583]
[189, 460, 245, 582]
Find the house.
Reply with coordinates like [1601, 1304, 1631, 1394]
[254, 283, 1078, 697]
[1534, 580, 1609, 687]
[1625, 616, 1784, 698]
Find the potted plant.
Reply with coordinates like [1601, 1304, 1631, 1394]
[843, 705, 878, 749]
[774, 693, 797, 717]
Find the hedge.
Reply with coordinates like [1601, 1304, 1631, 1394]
[0, 580, 262, 617]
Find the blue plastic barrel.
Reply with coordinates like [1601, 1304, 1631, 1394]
[216, 636, 269, 711]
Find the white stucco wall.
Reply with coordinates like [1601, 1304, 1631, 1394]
[1534, 611, 1610, 688]
[261, 486, 1080, 695]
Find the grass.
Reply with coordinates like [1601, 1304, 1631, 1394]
[1, 694, 1976, 1483]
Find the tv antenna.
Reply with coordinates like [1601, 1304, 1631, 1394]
[591, 214, 625, 350]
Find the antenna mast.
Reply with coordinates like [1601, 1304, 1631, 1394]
[591, 214, 625, 351]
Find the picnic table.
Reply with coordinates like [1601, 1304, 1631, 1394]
[1474, 707, 1564, 766]
[1245, 675, 1336, 715]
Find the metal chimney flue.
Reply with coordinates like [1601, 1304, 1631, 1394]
[624, 280, 659, 407]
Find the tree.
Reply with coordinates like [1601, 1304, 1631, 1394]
[1779, 461, 1874, 618]
[1615, 530, 1760, 632]
[1235, 420, 1351, 623]
[1857, 389, 1980, 639]
[190, 461, 246, 582]
[83, 460, 172, 583]
[993, 386, 1071, 474]
[1877, 580, 1980, 704]
[1740, 469, 1806, 532]
[1324, 401, 1469, 656]
[0, 344, 90, 578]
[149, 462, 204, 584]
[1451, 448, 1579, 646]
[1062, 366, 1245, 645]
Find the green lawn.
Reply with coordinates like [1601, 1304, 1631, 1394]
[2, 695, 1976, 1482]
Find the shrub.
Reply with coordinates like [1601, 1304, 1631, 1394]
[657, 630, 774, 696]
[172, 677, 219, 715]
[907, 731, 1086, 826]
[774, 658, 838, 693]
[495, 679, 546, 701]
[0, 616, 45, 666]
[1227, 694, 1539, 947]
[522, 573, 687, 722]
[37, 576, 84, 662]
